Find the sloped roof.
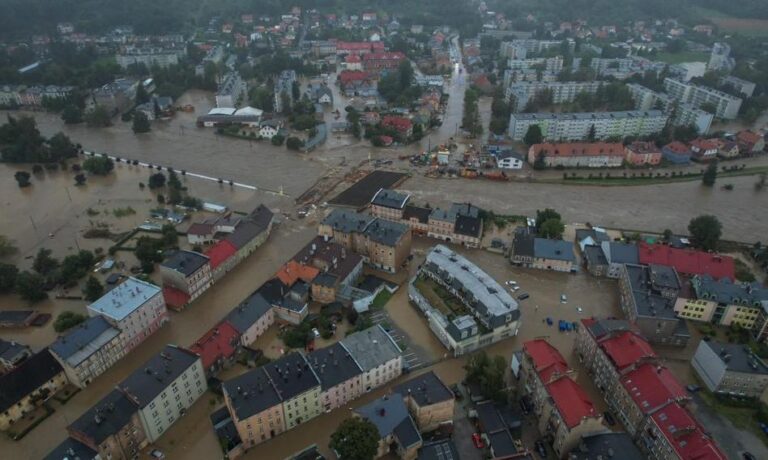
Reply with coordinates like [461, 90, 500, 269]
[523, 339, 569, 383]
[0, 349, 63, 413]
[546, 376, 597, 429]
[189, 322, 241, 370]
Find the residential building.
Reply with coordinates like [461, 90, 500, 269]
[427, 203, 484, 248]
[340, 325, 402, 392]
[583, 245, 609, 277]
[498, 156, 524, 169]
[508, 111, 667, 142]
[393, 371, 455, 432]
[67, 389, 147, 460]
[49, 316, 124, 388]
[411, 245, 521, 356]
[675, 276, 768, 331]
[223, 366, 285, 449]
[0, 339, 32, 371]
[625, 141, 662, 166]
[638, 402, 725, 460]
[638, 243, 735, 280]
[736, 130, 766, 155]
[335, 41, 385, 55]
[661, 141, 692, 165]
[259, 119, 282, 139]
[692, 340, 768, 398]
[519, 340, 604, 458]
[363, 52, 407, 73]
[567, 432, 644, 460]
[663, 78, 742, 120]
[274, 70, 297, 113]
[116, 46, 186, 69]
[627, 83, 714, 135]
[506, 81, 602, 112]
[720, 75, 756, 98]
[291, 236, 364, 304]
[371, 189, 410, 222]
[160, 250, 213, 310]
[216, 72, 247, 108]
[190, 322, 241, 376]
[689, 138, 719, 162]
[117, 345, 207, 442]
[44, 438, 99, 460]
[263, 353, 322, 430]
[716, 139, 740, 159]
[91, 78, 139, 115]
[0, 349, 67, 430]
[600, 241, 639, 278]
[355, 396, 423, 460]
[511, 230, 576, 272]
[224, 292, 275, 347]
[619, 264, 689, 346]
[308, 342, 364, 412]
[528, 142, 624, 168]
[87, 277, 169, 352]
[319, 209, 411, 274]
[500, 39, 566, 59]
[474, 400, 526, 459]
[418, 439, 461, 460]
[708, 42, 733, 72]
[381, 116, 414, 139]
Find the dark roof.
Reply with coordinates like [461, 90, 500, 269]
[328, 170, 409, 209]
[68, 389, 139, 445]
[624, 264, 679, 319]
[0, 338, 30, 364]
[313, 272, 338, 287]
[118, 345, 200, 408]
[513, 228, 535, 257]
[371, 188, 409, 209]
[225, 221, 264, 250]
[569, 432, 644, 460]
[223, 367, 282, 419]
[576, 228, 610, 245]
[263, 353, 320, 401]
[584, 245, 608, 268]
[393, 371, 453, 407]
[455, 214, 482, 238]
[584, 318, 633, 340]
[488, 429, 518, 457]
[534, 238, 575, 262]
[403, 205, 431, 224]
[225, 292, 272, 334]
[701, 340, 768, 375]
[0, 348, 63, 413]
[356, 396, 421, 448]
[50, 316, 119, 365]
[418, 439, 460, 460]
[357, 275, 387, 294]
[161, 250, 210, 276]
[605, 242, 639, 265]
[394, 416, 423, 449]
[248, 204, 274, 233]
[476, 400, 505, 433]
[256, 278, 289, 304]
[44, 438, 99, 460]
[364, 218, 409, 246]
[322, 209, 375, 234]
[292, 236, 363, 283]
[307, 342, 363, 390]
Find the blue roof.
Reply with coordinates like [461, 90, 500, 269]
[88, 277, 162, 321]
[534, 238, 575, 262]
[356, 396, 421, 448]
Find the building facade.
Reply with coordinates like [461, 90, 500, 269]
[160, 250, 214, 310]
[508, 110, 667, 142]
[692, 340, 768, 398]
[663, 78, 742, 120]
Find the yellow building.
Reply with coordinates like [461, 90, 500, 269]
[675, 275, 768, 330]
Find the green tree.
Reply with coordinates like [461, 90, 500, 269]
[135, 82, 150, 104]
[148, 172, 166, 189]
[161, 224, 178, 248]
[539, 218, 565, 239]
[280, 91, 292, 115]
[61, 104, 83, 124]
[587, 124, 597, 142]
[535, 208, 562, 230]
[53, 311, 87, 332]
[286, 136, 304, 151]
[250, 87, 274, 112]
[84, 105, 113, 127]
[271, 134, 285, 146]
[688, 215, 722, 251]
[48, 132, 79, 160]
[83, 276, 104, 301]
[0, 263, 18, 293]
[702, 161, 717, 187]
[33, 248, 59, 276]
[291, 80, 301, 100]
[83, 156, 114, 175]
[132, 111, 151, 133]
[134, 236, 164, 272]
[15, 271, 48, 303]
[464, 351, 509, 403]
[329, 417, 380, 460]
[74, 173, 87, 185]
[523, 124, 543, 146]
[14, 171, 31, 187]
[0, 235, 17, 258]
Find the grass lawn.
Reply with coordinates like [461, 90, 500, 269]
[655, 51, 710, 64]
[413, 277, 468, 318]
[370, 290, 393, 310]
[698, 391, 768, 447]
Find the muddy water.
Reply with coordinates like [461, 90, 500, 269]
[402, 174, 768, 242]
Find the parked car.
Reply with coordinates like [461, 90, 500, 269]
[150, 450, 165, 460]
[512, 286, 521, 291]
[576, 307, 583, 313]
[603, 411, 616, 426]
[505, 280, 517, 286]
[472, 433, 484, 449]
[686, 384, 701, 393]
[535, 440, 547, 459]
[517, 292, 529, 300]
[560, 294, 567, 303]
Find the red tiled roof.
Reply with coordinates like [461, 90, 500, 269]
[663, 141, 690, 155]
[545, 376, 598, 429]
[638, 243, 735, 279]
[737, 130, 761, 145]
[599, 331, 656, 370]
[620, 363, 687, 414]
[523, 339, 569, 383]
[651, 403, 726, 460]
[381, 116, 413, 133]
[362, 51, 406, 61]
[275, 260, 319, 286]
[626, 141, 661, 155]
[162, 286, 190, 310]
[336, 41, 384, 52]
[339, 70, 370, 84]
[531, 142, 625, 158]
[205, 240, 237, 269]
[345, 54, 362, 63]
[689, 138, 719, 151]
[189, 321, 240, 370]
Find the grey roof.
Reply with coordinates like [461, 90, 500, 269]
[513, 228, 535, 257]
[584, 245, 608, 268]
[322, 209, 375, 234]
[223, 367, 282, 419]
[425, 245, 520, 328]
[313, 272, 338, 288]
[263, 353, 320, 401]
[569, 432, 644, 460]
[455, 213, 482, 238]
[161, 250, 210, 276]
[624, 264, 678, 319]
[44, 438, 99, 460]
[50, 316, 120, 367]
[393, 371, 453, 406]
[700, 340, 768, 375]
[364, 219, 409, 246]
[418, 439, 459, 460]
[0, 339, 30, 365]
[355, 396, 421, 448]
[0, 349, 63, 413]
[224, 292, 272, 334]
[691, 275, 768, 308]
[602, 241, 639, 265]
[512, 109, 665, 121]
[576, 229, 610, 245]
[226, 221, 266, 250]
[340, 325, 401, 372]
[487, 430, 518, 457]
[371, 188, 410, 209]
[586, 319, 633, 340]
[68, 389, 139, 445]
[534, 238, 575, 262]
[248, 204, 274, 231]
[307, 342, 363, 390]
[403, 205, 431, 223]
[446, 315, 479, 342]
[118, 345, 200, 408]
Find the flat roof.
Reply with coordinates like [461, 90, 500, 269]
[328, 170, 409, 209]
[700, 340, 768, 375]
[340, 325, 400, 372]
[512, 109, 665, 121]
[88, 277, 162, 321]
[50, 316, 120, 367]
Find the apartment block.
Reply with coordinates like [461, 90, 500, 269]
[692, 340, 768, 398]
[223, 367, 286, 449]
[355, 396, 422, 460]
[506, 81, 602, 112]
[340, 325, 402, 391]
[0, 349, 67, 430]
[224, 292, 275, 347]
[675, 276, 768, 330]
[160, 250, 213, 310]
[508, 110, 667, 142]
[87, 277, 169, 352]
[308, 342, 364, 412]
[663, 78, 742, 120]
[627, 83, 714, 134]
[393, 371, 455, 432]
[263, 353, 322, 430]
[116, 46, 186, 69]
[216, 71, 247, 108]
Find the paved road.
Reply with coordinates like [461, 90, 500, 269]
[690, 394, 768, 460]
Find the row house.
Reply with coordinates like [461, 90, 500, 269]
[674, 275, 768, 332]
[189, 322, 241, 376]
[355, 396, 422, 460]
[0, 349, 67, 430]
[638, 402, 725, 460]
[160, 250, 213, 310]
[363, 52, 407, 73]
[308, 342, 364, 412]
[0, 85, 75, 107]
[638, 243, 735, 280]
[511, 228, 576, 273]
[224, 292, 275, 347]
[291, 236, 364, 305]
[87, 277, 169, 353]
[692, 340, 768, 398]
[625, 141, 662, 166]
[393, 370, 455, 432]
[736, 130, 765, 155]
[688, 138, 719, 162]
[528, 142, 625, 169]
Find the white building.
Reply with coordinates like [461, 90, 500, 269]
[627, 83, 714, 134]
[118, 345, 207, 442]
[116, 47, 186, 69]
[339, 325, 402, 392]
[506, 81, 603, 112]
[663, 78, 742, 120]
[708, 42, 734, 71]
[216, 72, 247, 108]
[497, 156, 523, 169]
[87, 277, 169, 352]
[259, 120, 282, 139]
[508, 110, 668, 142]
[720, 75, 756, 98]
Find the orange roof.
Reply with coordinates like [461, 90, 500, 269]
[689, 138, 719, 151]
[531, 142, 624, 158]
[275, 260, 319, 286]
